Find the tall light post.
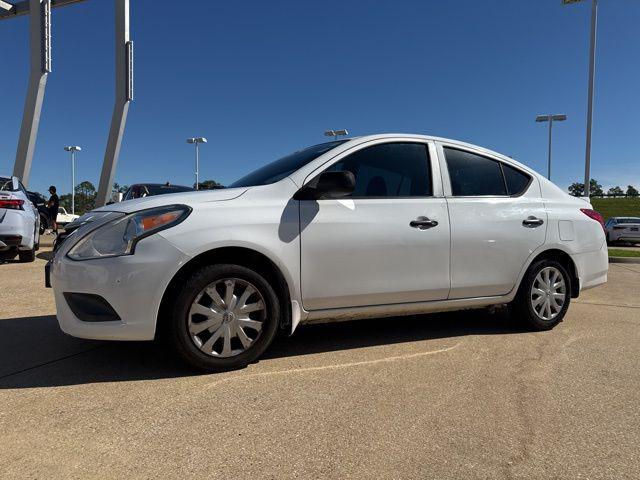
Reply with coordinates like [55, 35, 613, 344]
[63, 145, 81, 215]
[535, 114, 567, 180]
[324, 129, 348, 141]
[563, 0, 598, 197]
[186, 137, 207, 190]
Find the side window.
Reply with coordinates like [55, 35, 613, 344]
[327, 143, 432, 198]
[502, 164, 531, 196]
[444, 148, 506, 196]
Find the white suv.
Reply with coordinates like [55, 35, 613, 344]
[0, 175, 40, 262]
[48, 135, 608, 371]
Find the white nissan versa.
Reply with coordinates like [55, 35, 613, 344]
[48, 135, 608, 371]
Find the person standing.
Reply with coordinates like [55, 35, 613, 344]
[47, 186, 60, 234]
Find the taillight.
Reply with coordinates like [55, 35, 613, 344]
[580, 208, 605, 232]
[0, 199, 24, 210]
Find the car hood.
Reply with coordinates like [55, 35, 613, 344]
[93, 187, 249, 214]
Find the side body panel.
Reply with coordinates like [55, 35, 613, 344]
[435, 142, 548, 298]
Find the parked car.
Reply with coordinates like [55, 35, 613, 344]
[122, 183, 194, 201]
[57, 207, 79, 226]
[0, 175, 40, 262]
[26, 190, 51, 235]
[47, 135, 608, 371]
[604, 217, 640, 245]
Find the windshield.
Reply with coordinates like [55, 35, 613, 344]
[616, 218, 640, 224]
[228, 140, 347, 188]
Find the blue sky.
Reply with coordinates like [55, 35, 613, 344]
[1, 0, 639, 196]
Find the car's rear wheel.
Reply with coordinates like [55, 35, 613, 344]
[512, 259, 571, 331]
[168, 264, 281, 371]
[18, 247, 36, 263]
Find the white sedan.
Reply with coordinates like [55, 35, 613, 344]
[48, 134, 608, 371]
[0, 175, 40, 262]
[57, 207, 79, 226]
[605, 217, 640, 245]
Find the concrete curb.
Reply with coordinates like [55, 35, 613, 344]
[609, 257, 640, 264]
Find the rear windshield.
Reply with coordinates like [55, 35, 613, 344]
[0, 177, 17, 192]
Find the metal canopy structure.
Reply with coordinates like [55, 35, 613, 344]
[2, 0, 132, 207]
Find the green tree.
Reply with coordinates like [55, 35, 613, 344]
[590, 179, 604, 196]
[568, 182, 584, 197]
[74, 181, 97, 214]
[568, 179, 603, 197]
[607, 186, 624, 196]
[196, 179, 225, 190]
[626, 185, 639, 197]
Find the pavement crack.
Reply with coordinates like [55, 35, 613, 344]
[574, 300, 640, 309]
[205, 342, 463, 390]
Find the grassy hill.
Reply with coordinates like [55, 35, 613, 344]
[591, 197, 640, 221]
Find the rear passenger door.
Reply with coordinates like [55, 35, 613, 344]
[438, 144, 547, 299]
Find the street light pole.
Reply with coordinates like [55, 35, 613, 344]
[64, 146, 81, 215]
[563, 0, 598, 197]
[583, 0, 598, 197]
[186, 137, 207, 190]
[535, 115, 567, 181]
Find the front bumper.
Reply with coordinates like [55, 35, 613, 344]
[50, 233, 191, 341]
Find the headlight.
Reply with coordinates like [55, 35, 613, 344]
[67, 205, 191, 260]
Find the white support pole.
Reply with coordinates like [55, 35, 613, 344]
[96, 0, 132, 206]
[13, 0, 51, 186]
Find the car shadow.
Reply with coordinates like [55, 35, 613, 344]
[0, 309, 524, 390]
[36, 251, 53, 261]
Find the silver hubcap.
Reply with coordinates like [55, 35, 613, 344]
[530, 266, 566, 321]
[188, 278, 266, 358]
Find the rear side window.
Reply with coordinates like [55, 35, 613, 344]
[444, 148, 506, 196]
[502, 164, 531, 196]
[327, 143, 432, 198]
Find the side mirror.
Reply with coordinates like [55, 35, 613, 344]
[294, 171, 356, 200]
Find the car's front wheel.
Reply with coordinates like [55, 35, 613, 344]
[168, 264, 281, 371]
[513, 259, 571, 330]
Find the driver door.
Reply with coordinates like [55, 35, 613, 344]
[299, 140, 451, 310]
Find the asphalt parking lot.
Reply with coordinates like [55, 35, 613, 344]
[1, 240, 639, 479]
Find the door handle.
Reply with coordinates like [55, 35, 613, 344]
[522, 216, 544, 228]
[410, 216, 438, 230]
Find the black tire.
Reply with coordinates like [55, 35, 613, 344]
[512, 259, 571, 331]
[0, 250, 17, 262]
[18, 247, 36, 263]
[167, 264, 281, 371]
[39, 214, 48, 235]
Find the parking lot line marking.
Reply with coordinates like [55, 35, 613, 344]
[205, 342, 462, 390]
